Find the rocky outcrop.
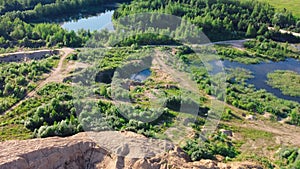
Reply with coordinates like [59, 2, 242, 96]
[0, 133, 108, 169]
[0, 50, 59, 63]
[0, 131, 263, 169]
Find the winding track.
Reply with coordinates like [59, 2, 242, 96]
[1, 48, 74, 115]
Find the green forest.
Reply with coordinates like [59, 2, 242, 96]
[114, 0, 300, 41]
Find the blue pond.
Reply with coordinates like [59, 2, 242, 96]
[130, 69, 152, 82]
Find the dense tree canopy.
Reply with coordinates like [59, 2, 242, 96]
[0, 17, 86, 48]
[113, 0, 299, 41]
[0, 0, 55, 15]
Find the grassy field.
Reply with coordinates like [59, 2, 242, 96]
[244, 0, 300, 18]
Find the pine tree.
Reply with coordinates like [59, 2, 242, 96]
[246, 24, 257, 37]
[257, 24, 268, 35]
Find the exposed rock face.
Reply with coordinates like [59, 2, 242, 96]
[0, 131, 263, 169]
[0, 133, 109, 169]
[0, 50, 59, 63]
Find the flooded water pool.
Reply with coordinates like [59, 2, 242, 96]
[218, 58, 300, 102]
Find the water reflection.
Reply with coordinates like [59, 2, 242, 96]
[61, 10, 114, 31]
[130, 69, 152, 82]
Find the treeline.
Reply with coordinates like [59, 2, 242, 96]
[0, 0, 55, 15]
[113, 0, 300, 41]
[2, 0, 129, 22]
[0, 17, 89, 48]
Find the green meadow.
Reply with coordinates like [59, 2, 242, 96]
[247, 0, 300, 18]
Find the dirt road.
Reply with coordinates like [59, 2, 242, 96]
[268, 27, 300, 38]
[2, 48, 74, 115]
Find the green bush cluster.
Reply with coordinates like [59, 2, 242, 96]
[277, 147, 300, 169]
[0, 82, 75, 140]
[216, 45, 261, 64]
[15, 82, 82, 138]
[76, 99, 176, 137]
[24, 98, 75, 130]
[0, 56, 58, 113]
[183, 132, 239, 161]
[34, 117, 82, 138]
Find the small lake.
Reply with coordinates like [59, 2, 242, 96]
[213, 58, 300, 102]
[61, 10, 114, 31]
[131, 69, 152, 82]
